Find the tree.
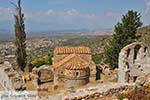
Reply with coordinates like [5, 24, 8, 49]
[104, 10, 143, 69]
[14, 0, 27, 71]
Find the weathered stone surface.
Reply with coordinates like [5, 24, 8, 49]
[0, 62, 26, 91]
[118, 42, 150, 84]
[136, 73, 150, 87]
[101, 65, 118, 82]
[33, 65, 54, 83]
[39, 83, 133, 100]
[123, 98, 129, 100]
[13, 77, 26, 90]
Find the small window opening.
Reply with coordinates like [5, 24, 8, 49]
[76, 72, 79, 77]
[126, 49, 131, 58]
[144, 47, 147, 52]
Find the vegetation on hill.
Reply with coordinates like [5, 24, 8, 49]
[30, 50, 53, 68]
[28, 36, 109, 67]
[62, 36, 109, 64]
[104, 10, 143, 69]
[116, 85, 150, 100]
[137, 26, 150, 47]
[138, 26, 150, 33]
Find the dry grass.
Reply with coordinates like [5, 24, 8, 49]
[116, 82, 150, 100]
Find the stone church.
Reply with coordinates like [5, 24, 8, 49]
[52, 46, 96, 87]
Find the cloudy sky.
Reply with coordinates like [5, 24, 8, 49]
[0, 0, 150, 32]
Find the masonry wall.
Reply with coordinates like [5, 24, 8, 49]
[64, 68, 90, 87]
[66, 78, 89, 87]
[0, 66, 14, 91]
[118, 42, 150, 84]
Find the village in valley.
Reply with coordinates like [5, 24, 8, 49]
[0, 0, 150, 100]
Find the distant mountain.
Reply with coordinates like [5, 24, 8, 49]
[28, 29, 114, 37]
[79, 29, 114, 36]
[0, 29, 113, 43]
[0, 29, 13, 35]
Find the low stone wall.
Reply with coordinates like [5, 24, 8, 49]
[39, 83, 134, 100]
[64, 85, 132, 100]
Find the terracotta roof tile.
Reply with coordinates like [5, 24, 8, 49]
[54, 54, 77, 68]
[54, 54, 89, 69]
[54, 46, 91, 55]
[65, 55, 89, 70]
[65, 62, 88, 70]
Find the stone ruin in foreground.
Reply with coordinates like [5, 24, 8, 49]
[0, 61, 26, 91]
[118, 42, 150, 84]
[0, 44, 149, 100]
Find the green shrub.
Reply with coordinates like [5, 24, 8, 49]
[134, 86, 142, 94]
[116, 93, 125, 100]
[31, 52, 53, 68]
[92, 54, 104, 64]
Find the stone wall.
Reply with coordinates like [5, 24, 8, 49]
[0, 61, 25, 91]
[64, 85, 132, 100]
[32, 65, 54, 83]
[118, 42, 150, 84]
[0, 63, 14, 90]
[39, 83, 134, 100]
[66, 78, 89, 88]
[65, 68, 90, 87]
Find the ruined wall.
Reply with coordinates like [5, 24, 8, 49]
[118, 42, 150, 84]
[0, 65, 14, 90]
[0, 61, 25, 91]
[32, 65, 54, 83]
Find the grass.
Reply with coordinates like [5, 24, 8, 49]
[116, 85, 150, 100]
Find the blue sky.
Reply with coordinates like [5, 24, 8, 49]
[0, 0, 150, 32]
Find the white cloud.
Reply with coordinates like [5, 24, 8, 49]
[66, 8, 78, 16]
[144, 0, 150, 14]
[0, 7, 15, 21]
[46, 9, 54, 15]
[0, 7, 15, 15]
[105, 12, 120, 17]
[25, 9, 54, 21]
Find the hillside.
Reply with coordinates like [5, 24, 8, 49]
[138, 25, 150, 33]
[137, 25, 150, 46]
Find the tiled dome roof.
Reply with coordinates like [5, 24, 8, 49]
[54, 46, 91, 55]
[65, 63, 88, 70]
[54, 54, 89, 70]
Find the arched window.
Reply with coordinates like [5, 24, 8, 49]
[76, 72, 79, 77]
[144, 47, 147, 52]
